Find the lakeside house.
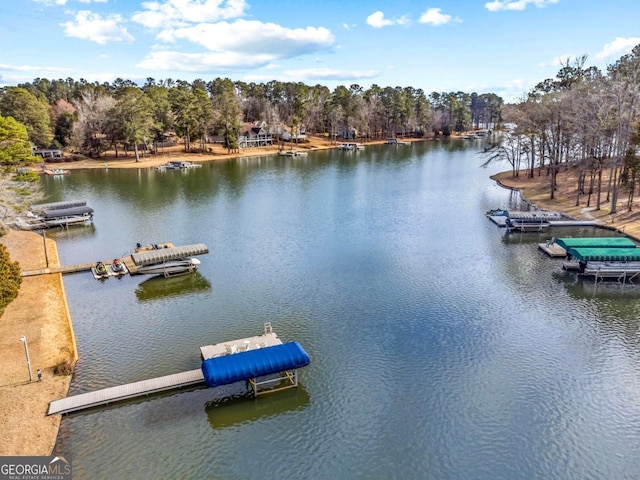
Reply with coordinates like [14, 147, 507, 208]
[32, 145, 63, 160]
[238, 122, 274, 148]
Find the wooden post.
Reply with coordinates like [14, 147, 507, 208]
[41, 230, 49, 268]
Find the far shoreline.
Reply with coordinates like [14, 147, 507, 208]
[37, 135, 428, 171]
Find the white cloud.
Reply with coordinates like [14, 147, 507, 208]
[132, 0, 248, 29]
[33, 0, 67, 5]
[78, 0, 108, 3]
[158, 20, 335, 62]
[0, 63, 74, 74]
[243, 67, 379, 84]
[485, 0, 558, 12]
[595, 37, 640, 61]
[158, 20, 334, 58]
[61, 11, 134, 44]
[419, 8, 460, 26]
[282, 67, 380, 81]
[366, 11, 409, 28]
[342, 23, 356, 31]
[136, 50, 275, 72]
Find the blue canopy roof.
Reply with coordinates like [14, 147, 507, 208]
[201, 342, 310, 388]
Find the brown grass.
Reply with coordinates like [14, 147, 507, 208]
[0, 230, 77, 456]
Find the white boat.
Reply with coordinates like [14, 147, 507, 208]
[278, 149, 308, 157]
[135, 258, 201, 277]
[338, 143, 365, 151]
[386, 138, 409, 145]
[159, 161, 202, 170]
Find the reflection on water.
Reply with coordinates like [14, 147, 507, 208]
[205, 386, 310, 429]
[134, 271, 211, 302]
[49, 140, 640, 480]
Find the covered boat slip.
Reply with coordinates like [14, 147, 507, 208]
[47, 326, 310, 415]
[555, 237, 637, 250]
[130, 243, 209, 267]
[507, 211, 563, 221]
[540, 236, 638, 258]
[563, 247, 640, 282]
[30, 200, 87, 211]
[201, 341, 311, 395]
[39, 205, 94, 219]
[567, 247, 640, 262]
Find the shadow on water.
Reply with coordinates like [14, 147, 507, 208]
[554, 269, 640, 300]
[134, 271, 211, 302]
[205, 386, 310, 429]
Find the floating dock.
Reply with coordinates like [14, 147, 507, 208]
[47, 325, 310, 415]
[47, 369, 205, 415]
[538, 242, 566, 257]
[19, 242, 209, 278]
[487, 210, 600, 229]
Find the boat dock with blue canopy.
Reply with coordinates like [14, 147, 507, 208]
[202, 341, 310, 395]
[48, 324, 310, 415]
[200, 323, 310, 395]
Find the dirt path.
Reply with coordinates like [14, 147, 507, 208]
[0, 230, 77, 456]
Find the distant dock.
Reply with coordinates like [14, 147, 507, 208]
[20, 242, 210, 278]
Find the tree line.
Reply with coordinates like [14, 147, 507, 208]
[488, 45, 640, 215]
[0, 77, 504, 162]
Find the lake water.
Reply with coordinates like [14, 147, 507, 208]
[48, 140, 640, 479]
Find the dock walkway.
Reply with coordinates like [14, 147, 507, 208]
[47, 369, 205, 415]
[487, 214, 600, 229]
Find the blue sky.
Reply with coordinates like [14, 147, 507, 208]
[0, 0, 638, 102]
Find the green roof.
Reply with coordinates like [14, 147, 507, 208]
[555, 237, 637, 250]
[567, 247, 640, 262]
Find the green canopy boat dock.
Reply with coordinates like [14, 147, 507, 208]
[539, 236, 638, 257]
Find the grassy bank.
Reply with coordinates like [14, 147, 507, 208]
[492, 167, 640, 242]
[0, 231, 77, 455]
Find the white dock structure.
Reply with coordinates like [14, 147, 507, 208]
[47, 324, 289, 415]
[47, 369, 205, 415]
[200, 326, 282, 360]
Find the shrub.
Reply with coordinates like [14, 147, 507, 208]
[53, 359, 75, 376]
[0, 243, 21, 315]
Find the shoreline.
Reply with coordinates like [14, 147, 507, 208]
[38, 135, 415, 171]
[492, 169, 640, 242]
[0, 230, 77, 456]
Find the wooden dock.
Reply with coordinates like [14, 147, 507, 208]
[47, 368, 205, 415]
[538, 242, 567, 257]
[20, 242, 176, 277]
[487, 215, 600, 229]
[21, 259, 136, 277]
